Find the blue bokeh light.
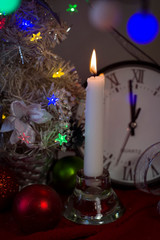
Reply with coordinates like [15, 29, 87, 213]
[19, 18, 34, 31]
[47, 94, 59, 106]
[127, 12, 159, 44]
[15, 13, 35, 31]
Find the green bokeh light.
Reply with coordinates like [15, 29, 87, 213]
[66, 4, 78, 13]
[55, 133, 68, 145]
[0, 0, 22, 15]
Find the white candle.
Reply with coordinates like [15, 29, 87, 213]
[84, 49, 105, 177]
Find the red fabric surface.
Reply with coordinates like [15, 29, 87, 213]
[0, 189, 160, 240]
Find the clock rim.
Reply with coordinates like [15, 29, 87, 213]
[98, 60, 160, 75]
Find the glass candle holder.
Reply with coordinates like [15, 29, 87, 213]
[64, 169, 124, 225]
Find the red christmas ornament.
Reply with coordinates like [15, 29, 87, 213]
[0, 167, 19, 211]
[13, 184, 63, 234]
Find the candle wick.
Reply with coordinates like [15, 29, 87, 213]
[91, 73, 97, 77]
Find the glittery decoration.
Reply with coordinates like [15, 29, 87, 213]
[66, 4, 78, 13]
[52, 68, 64, 78]
[55, 133, 68, 145]
[30, 32, 42, 42]
[0, 168, 19, 211]
[18, 46, 24, 64]
[66, 27, 71, 33]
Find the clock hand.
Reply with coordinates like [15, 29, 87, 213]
[116, 128, 130, 166]
[134, 107, 141, 121]
[129, 80, 134, 120]
[129, 80, 136, 135]
[116, 107, 141, 166]
[129, 106, 141, 134]
[129, 80, 141, 136]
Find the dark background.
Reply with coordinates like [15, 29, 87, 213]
[47, 0, 160, 84]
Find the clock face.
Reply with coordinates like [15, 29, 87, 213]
[102, 61, 160, 186]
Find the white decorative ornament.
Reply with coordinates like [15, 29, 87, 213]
[0, 101, 52, 147]
[88, 0, 121, 31]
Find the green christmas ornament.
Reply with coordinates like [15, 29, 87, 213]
[0, 0, 21, 15]
[52, 156, 83, 194]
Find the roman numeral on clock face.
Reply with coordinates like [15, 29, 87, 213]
[106, 72, 120, 92]
[123, 161, 134, 181]
[132, 69, 144, 84]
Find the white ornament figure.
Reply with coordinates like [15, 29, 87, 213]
[88, 0, 121, 31]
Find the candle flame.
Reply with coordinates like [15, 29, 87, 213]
[90, 49, 97, 75]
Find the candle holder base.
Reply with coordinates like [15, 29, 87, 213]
[64, 169, 124, 225]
